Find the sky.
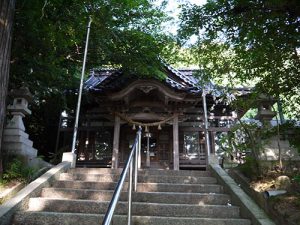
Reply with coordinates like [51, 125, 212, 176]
[167, 0, 207, 10]
[158, 0, 207, 36]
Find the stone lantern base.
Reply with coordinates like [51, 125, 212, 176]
[2, 86, 52, 168]
[3, 128, 37, 158]
[2, 127, 51, 168]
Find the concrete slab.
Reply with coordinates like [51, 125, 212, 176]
[209, 164, 276, 225]
[0, 162, 71, 225]
[62, 152, 76, 168]
[0, 183, 25, 204]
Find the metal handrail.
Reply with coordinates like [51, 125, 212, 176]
[102, 128, 142, 225]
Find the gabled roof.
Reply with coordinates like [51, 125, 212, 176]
[84, 65, 206, 94]
[84, 64, 251, 99]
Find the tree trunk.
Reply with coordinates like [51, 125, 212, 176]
[0, 0, 15, 176]
[272, 105, 283, 171]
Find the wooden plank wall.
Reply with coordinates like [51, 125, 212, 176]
[0, 0, 16, 173]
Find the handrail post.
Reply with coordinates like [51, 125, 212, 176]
[138, 129, 142, 169]
[134, 143, 138, 192]
[102, 127, 142, 225]
[128, 160, 133, 225]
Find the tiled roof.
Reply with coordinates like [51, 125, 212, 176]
[84, 65, 251, 97]
[84, 65, 204, 94]
[163, 64, 198, 87]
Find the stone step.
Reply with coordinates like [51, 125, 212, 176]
[76, 161, 111, 168]
[59, 173, 217, 184]
[27, 198, 240, 218]
[41, 188, 231, 205]
[13, 211, 252, 225]
[52, 181, 223, 193]
[70, 168, 212, 177]
[137, 182, 223, 193]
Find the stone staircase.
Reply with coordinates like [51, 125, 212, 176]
[12, 168, 251, 225]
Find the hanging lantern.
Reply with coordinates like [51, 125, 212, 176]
[132, 124, 136, 130]
[158, 124, 162, 130]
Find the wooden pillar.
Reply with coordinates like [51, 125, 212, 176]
[173, 115, 179, 170]
[112, 115, 120, 169]
[211, 131, 216, 154]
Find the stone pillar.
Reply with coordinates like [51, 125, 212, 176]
[208, 154, 219, 165]
[112, 115, 120, 169]
[208, 132, 219, 165]
[173, 115, 179, 170]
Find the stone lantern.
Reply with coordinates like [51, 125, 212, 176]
[6, 86, 32, 130]
[3, 86, 38, 161]
[255, 94, 276, 127]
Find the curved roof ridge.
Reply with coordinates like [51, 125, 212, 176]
[163, 63, 197, 87]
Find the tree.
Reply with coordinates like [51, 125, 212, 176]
[0, 0, 15, 176]
[11, 0, 172, 90]
[179, 0, 300, 118]
[9, 0, 174, 159]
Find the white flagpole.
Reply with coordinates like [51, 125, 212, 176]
[202, 89, 211, 159]
[71, 17, 92, 153]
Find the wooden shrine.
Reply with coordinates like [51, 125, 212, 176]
[57, 65, 250, 170]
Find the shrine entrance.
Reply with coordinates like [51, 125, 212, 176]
[120, 125, 171, 169]
[141, 132, 158, 167]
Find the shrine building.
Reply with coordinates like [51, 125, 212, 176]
[57, 65, 250, 170]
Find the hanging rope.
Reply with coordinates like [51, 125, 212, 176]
[115, 112, 178, 128]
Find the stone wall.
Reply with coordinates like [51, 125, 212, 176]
[261, 136, 300, 161]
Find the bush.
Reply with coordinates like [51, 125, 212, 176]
[238, 156, 259, 179]
[2, 157, 37, 183]
[294, 175, 300, 184]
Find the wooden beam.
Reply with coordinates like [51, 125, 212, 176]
[112, 115, 120, 169]
[180, 127, 231, 132]
[108, 80, 186, 101]
[130, 101, 165, 108]
[128, 112, 166, 121]
[173, 115, 179, 170]
[89, 122, 115, 126]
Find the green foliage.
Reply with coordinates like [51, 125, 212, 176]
[11, 0, 174, 89]
[218, 118, 267, 176]
[238, 156, 258, 179]
[219, 112, 300, 175]
[293, 175, 300, 184]
[278, 122, 300, 154]
[2, 157, 37, 183]
[242, 108, 258, 120]
[10, 0, 175, 158]
[179, 0, 300, 118]
[220, 119, 263, 154]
